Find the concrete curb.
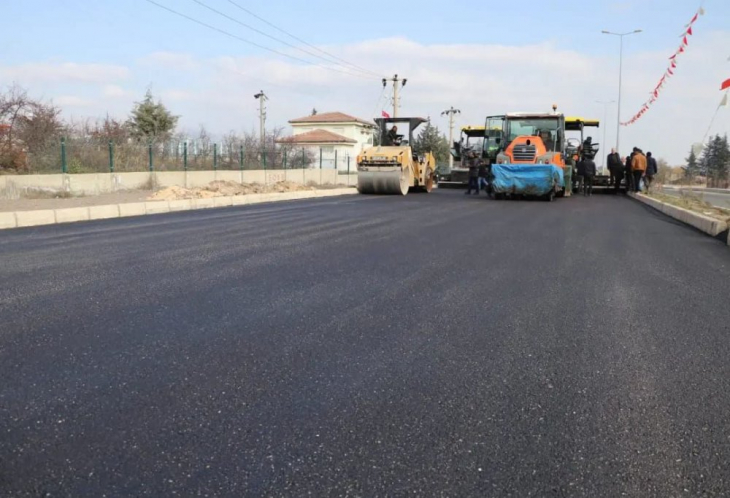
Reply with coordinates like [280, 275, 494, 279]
[629, 192, 729, 245]
[0, 188, 358, 230]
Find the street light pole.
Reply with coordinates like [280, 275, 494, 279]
[595, 99, 616, 173]
[441, 107, 461, 170]
[601, 29, 641, 155]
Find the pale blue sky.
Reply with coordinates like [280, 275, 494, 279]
[2, 0, 729, 163]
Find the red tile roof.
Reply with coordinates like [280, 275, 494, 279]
[289, 112, 374, 126]
[276, 128, 357, 145]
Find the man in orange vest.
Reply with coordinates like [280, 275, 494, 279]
[631, 147, 647, 193]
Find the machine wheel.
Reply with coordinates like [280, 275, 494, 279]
[545, 190, 555, 202]
[423, 168, 435, 193]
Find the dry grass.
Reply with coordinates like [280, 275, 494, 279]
[647, 188, 730, 222]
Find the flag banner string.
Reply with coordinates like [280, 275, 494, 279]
[621, 6, 705, 126]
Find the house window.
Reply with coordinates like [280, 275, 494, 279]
[321, 146, 335, 154]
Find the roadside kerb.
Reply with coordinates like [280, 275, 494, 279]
[629, 192, 729, 245]
[0, 188, 358, 230]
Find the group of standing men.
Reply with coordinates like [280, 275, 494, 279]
[606, 147, 658, 193]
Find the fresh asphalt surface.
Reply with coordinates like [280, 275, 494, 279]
[2, 189, 730, 497]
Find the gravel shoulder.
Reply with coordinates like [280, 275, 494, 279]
[0, 190, 151, 212]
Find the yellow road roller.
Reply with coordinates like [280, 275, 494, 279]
[357, 117, 436, 195]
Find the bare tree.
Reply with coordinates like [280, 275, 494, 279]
[0, 84, 63, 172]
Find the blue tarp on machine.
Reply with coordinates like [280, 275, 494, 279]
[491, 164, 565, 196]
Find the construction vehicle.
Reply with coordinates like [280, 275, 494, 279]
[357, 117, 436, 195]
[564, 117, 607, 191]
[442, 126, 485, 187]
[441, 125, 502, 187]
[489, 111, 571, 201]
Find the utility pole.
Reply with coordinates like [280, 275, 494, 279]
[382, 74, 407, 117]
[596, 100, 616, 174]
[601, 29, 642, 154]
[441, 107, 461, 169]
[253, 90, 267, 143]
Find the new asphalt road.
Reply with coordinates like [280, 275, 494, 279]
[2, 190, 730, 497]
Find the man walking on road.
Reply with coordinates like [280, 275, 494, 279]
[581, 155, 597, 197]
[645, 152, 658, 192]
[465, 152, 480, 195]
[607, 148, 621, 187]
[631, 148, 647, 192]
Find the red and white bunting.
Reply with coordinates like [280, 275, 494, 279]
[621, 7, 704, 126]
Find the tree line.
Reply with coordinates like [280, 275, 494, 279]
[683, 134, 730, 187]
[0, 85, 311, 173]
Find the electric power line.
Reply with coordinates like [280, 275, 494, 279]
[190, 0, 378, 79]
[225, 0, 381, 78]
[145, 0, 374, 80]
[369, 85, 387, 119]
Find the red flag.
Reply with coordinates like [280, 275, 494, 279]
[686, 26, 693, 36]
[381, 110, 390, 118]
[721, 79, 730, 91]
[669, 53, 677, 60]
[671, 60, 677, 68]
[683, 36, 688, 45]
[668, 68, 674, 76]
[689, 12, 698, 24]
[679, 45, 685, 53]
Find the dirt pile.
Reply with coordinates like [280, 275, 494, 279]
[149, 181, 315, 201]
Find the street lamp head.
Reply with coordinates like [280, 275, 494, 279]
[633, 29, 642, 33]
[601, 30, 611, 34]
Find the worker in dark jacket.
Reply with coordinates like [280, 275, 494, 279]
[575, 146, 585, 195]
[580, 156, 597, 196]
[607, 148, 621, 186]
[645, 152, 658, 191]
[624, 153, 634, 192]
[386, 126, 400, 146]
[613, 154, 625, 194]
[465, 152, 480, 195]
[478, 161, 489, 194]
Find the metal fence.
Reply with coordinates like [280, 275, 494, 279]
[16, 138, 357, 175]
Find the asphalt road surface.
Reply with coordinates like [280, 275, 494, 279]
[2, 190, 730, 497]
[663, 187, 730, 209]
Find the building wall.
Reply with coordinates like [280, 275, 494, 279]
[298, 144, 358, 171]
[0, 170, 343, 199]
[292, 122, 374, 155]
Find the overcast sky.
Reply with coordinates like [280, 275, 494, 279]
[2, 0, 729, 165]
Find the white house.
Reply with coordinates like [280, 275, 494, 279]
[276, 112, 376, 170]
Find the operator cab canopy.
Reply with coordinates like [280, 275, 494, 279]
[376, 117, 427, 146]
[504, 112, 564, 152]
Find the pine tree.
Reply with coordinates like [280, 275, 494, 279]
[683, 147, 699, 179]
[699, 134, 730, 187]
[127, 90, 179, 142]
[413, 122, 449, 164]
[717, 134, 730, 186]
